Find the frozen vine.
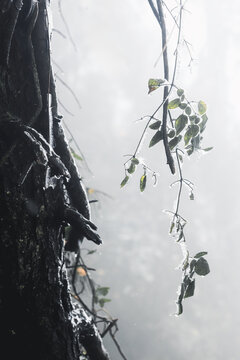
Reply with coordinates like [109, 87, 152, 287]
[121, 0, 212, 315]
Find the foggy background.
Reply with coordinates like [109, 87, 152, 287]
[51, 1, 240, 359]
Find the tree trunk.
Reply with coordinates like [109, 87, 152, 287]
[0, 1, 109, 359]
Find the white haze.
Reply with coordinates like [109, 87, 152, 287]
[51, 1, 240, 359]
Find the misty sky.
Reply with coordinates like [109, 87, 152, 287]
[51, 1, 240, 359]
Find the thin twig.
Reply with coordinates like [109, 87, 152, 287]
[62, 119, 93, 176]
[174, 148, 183, 215]
[109, 328, 128, 360]
[58, 98, 74, 116]
[150, 0, 175, 174]
[55, 73, 82, 110]
[58, 0, 77, 51]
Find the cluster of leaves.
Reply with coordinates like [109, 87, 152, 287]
[121, 158, 150, 193]
[121, 76, 212, 314]
[65, 228, 112, 310]
[168, 211, 186, 242]
[149, 84, 212, 155]
[176, 251, 210, 315]
[94, 286, 111, 308]
[120, 85, 212, 194]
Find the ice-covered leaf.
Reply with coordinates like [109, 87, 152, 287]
[131, 157, 140, 165]
[177, 88, 184, 96]
[87, 250, 97, 255]
[149, 130, 163, 147]
[149, 120, 161, 130]
[185, 106, 192, 115]
[178, 154, 183, 163]
[195, 257, 210, 276]
[176, 302, 183, 316]
[194, 251, 208, 259]
[140, 174, 147, 192]
[120, 175, 129, 188]
[179, 103, 187, 109]
[168, 98, 181, 109]
[168, 129, 176, 138]
[176, 229, 184, 242]
[199, 114, 208, 133]
[127, 162, 136, 174]
[203, 147, 213, 152]
[175, 114, 188, 135]
[187, 146, 194, 156]
[148, 78, 165, 94]
[198, 100, 207, 115]
[189, 259, 197, 273]
[184, 125, 200, 145]
[168, 135, 182, 150]
[184, 279, 195, 298]
[169, 221, 175, 234]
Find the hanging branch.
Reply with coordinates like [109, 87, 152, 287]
[121, 0, 212, 315]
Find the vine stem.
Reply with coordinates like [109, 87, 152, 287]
[140, 1, 183, 174]
[174, 148, 183, 216]
[132, 0, 184, 163]
[133, 96, 166, 157]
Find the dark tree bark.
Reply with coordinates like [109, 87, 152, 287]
[0, 1, 109, 359]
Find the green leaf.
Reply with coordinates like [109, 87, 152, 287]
[198, 100, 207, 115]
[99, 298, 111, 308]
[70, 147, 83, 161]
[189, 259, 197, 273]
[127, 162, 136, 174]
[96, 287, 110, 296]
[177, 88, 184, 96]
[195, 257, 210, 276]
[178, 154, 183, 163]
[185, 106, 192, 115]
[184, 125, 200, 145]
[176, 229, 184, 242]
[179, 103, 187, 109]
[184, 279, 195, 298]
[168, 129, 176, 138]
[190, 116, 201, 124]
[148, 78, 165, 94]
[131, 157, 140, 165]
[169, 221, 175, 234]
[191, 134, 201, 150]
[168, 135, 182, 150]
[120, 176, 129, 188]
[175, 114, 188, 135]
[194, 251, 208, 259]
[202, 147, 213, 152]
[149, 130, 163, 147]
[176, 302, 183, 316]
[187, 146, 194, 156]
[149, 120, 161, 130]
[168, 98, 181, 109]
[140, 174, 147, 192]
[199, 114, 208, 133]
[178, 283, 185, 303]
[87, 250, 97, 255]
